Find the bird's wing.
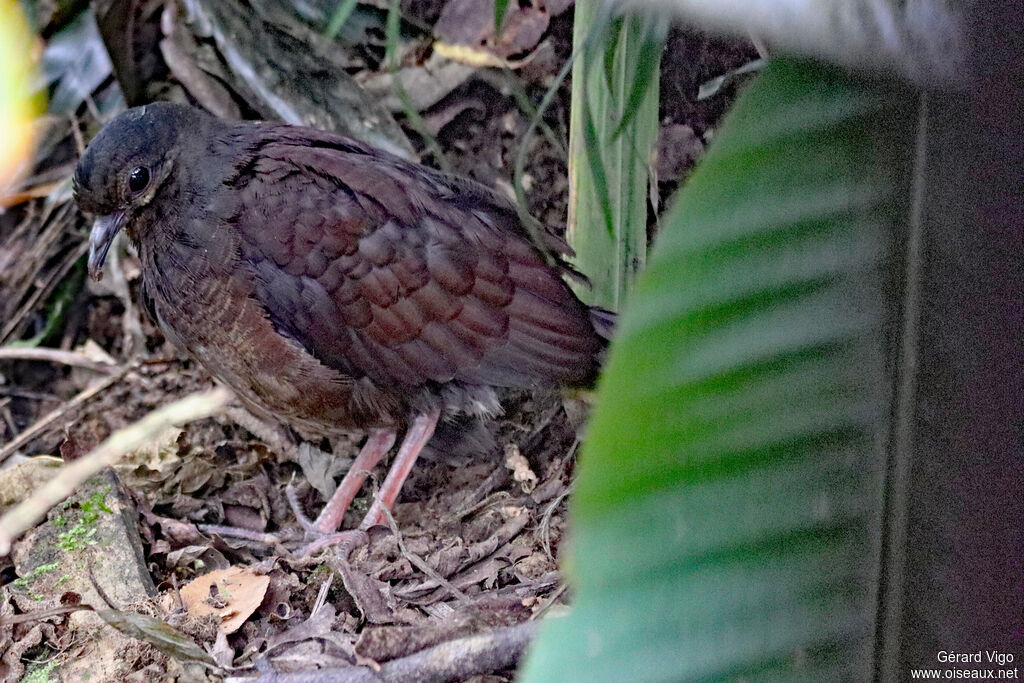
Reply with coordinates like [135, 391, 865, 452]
[224, 128, 602, 390]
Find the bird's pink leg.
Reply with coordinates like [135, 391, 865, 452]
[295, 410, 441, 557]
[311, 428, 396, 535]
[201, 429, 397, 550]
[358, 409, 440, 530]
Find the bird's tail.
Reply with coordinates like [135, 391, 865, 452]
[588, 306, 617, 343]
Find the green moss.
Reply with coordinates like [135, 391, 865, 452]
[21, 657, 58, 683]
[55, 486, 112, 552]
[79, 487, 113, 525]
[12, 562, 59, 588]
[12, 562, 61, 601]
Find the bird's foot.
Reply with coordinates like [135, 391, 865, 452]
[284, 412, 439, 558]
[203, 412, 440, 560]
[196, 520, 366, 558]
[283, 481, 370, 557]
[293, 529, 370, 558]
[197, 523, 297, 552]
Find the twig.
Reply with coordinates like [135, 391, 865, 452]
[0, 182, 63, 210]
[0, 237, 86, 345]
[0, 387, 231, 556]
[0, 604, 93, 626]
[252, 620, 539, 683]
[378, 504, 471, 605]
[69, 112, 86, 157]
[197, 523, 283, 548]
[87, 559, 121, 610]
[0, 369, 127, 464]
[0, 347, 118, 373]
[0, 387, 58, 401]
[450, 469, 510, 520]
[538, 483, 573, 560]
[530, 583, 568, 621]
[0, 398, 15, 438]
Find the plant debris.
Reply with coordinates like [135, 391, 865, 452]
[0, 2, 755, 679]
[179, 567, 269, 635]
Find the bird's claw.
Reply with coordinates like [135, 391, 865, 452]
[294, 529, 369, 558]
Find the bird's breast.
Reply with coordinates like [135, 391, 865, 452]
[140, 235, 401, 433]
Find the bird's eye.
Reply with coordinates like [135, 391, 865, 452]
[128, 167, 150, 193]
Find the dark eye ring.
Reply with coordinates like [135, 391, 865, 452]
[128, 166, 150, 193]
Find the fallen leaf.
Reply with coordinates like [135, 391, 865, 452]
[96, 609, 216, 667]
[504, 444, 537, 494]
[433, 41, 532, 69]
[180, 566, 269, 634]
[434, 0, 565, 59]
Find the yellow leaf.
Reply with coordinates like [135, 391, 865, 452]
[433, 41, 530, 69]
[0, 1, 40, 194]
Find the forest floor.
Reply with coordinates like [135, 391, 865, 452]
[0, 2, 755, 680]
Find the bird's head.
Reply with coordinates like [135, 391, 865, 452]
[73, 103, 212, 280]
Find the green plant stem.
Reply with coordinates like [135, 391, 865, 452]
[566, 5, 662, 310]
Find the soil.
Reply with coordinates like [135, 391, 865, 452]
[0, 5, 755, 680]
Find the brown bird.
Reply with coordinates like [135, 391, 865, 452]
[73, 103, 607, 552]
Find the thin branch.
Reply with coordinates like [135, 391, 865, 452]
[0, 604, 93, 626]
[250, 620, 539, 683]
[0, 369, 127, 465]
[0, 347, 118, 373]
[379, 503, 472, 605]
[0, 387, 232, 556]
[0, 237, 86, 345]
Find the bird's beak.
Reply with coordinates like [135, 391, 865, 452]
[87, 211, 127, 281]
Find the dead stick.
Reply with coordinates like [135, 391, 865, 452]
[0, 238, 87, 344]
[0, 604, 93, 625]
[0, 369, 126, 464]
[254, 620, 539, 683]
[379, 503, 472, 604]
[0, 347, 118, 373]
[0, 387, 231, 556]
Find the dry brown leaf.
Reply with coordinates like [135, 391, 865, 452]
[503, 444, 537, 494]
[180, 566, 269, 634]
[0, 456, 62, 513]
[434, 0, 569, 59]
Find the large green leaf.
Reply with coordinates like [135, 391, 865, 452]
[522, 59, 916, 681]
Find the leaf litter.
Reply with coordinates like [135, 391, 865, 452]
[0, 1, 755, 679]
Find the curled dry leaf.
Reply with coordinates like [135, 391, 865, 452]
[503, 444, 537, 494]
[0, 457, 62, 514]
[180, 566, 269, 634]
[433, 42, 535, 69]
[95, 609, 216, 667]
[434, 0, 571, 59]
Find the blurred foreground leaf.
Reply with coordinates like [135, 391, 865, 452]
[0, 1, 41, 191]
[522, 59, 916, 681]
